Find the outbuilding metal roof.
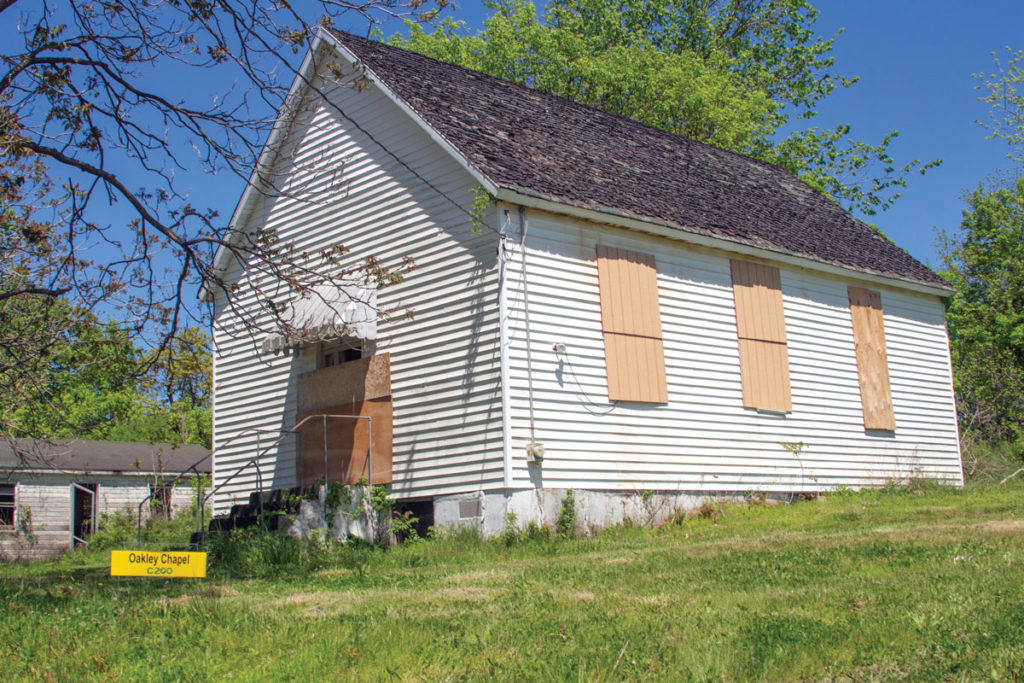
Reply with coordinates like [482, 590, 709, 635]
[327, 30, 948, 290]
[0, 439, 210, 475]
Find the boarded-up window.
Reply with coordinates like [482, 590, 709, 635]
[848, 286, 896, 431]
[595, 245, 668, 403]
[730, 260, 792, 412]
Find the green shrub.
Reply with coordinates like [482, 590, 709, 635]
[206, 526, 375, 579]
[555, 489, 577, 538]
[961, 437, 1023, 485]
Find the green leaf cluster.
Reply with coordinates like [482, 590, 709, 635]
[0, 293, 212, 447]
[391, 0, 936, 216]
[940, 179, 1024, 440]
[976, 46, 1024, 168]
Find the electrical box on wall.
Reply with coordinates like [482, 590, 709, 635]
[527, 441, 545, 461]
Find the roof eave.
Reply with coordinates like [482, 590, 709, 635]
[496, 186, 954, 298]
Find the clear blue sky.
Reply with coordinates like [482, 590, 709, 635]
[11, 1, 1019, 291]
[363, 0, 1024, 271]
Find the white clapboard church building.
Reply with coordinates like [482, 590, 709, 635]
[206, 29, 962, 534]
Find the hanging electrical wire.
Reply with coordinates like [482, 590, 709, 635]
[555, 344, 618, 416]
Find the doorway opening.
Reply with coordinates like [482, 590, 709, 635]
[72, 483, 97, 547]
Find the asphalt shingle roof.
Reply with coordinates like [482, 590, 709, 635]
[328, 30, 948, 289]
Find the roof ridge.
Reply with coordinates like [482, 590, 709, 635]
[323, 28, 947, 290]
[328, 29, 802, 182]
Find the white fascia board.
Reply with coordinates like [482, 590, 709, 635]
[319, 28, 499, 198]
[2, 468, 195, 478]
[200, 33, 329, 302]
[496, 187, 953, 298]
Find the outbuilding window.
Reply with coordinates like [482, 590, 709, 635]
[0, 483, 15, 527]
[730, 259, 792, 413]
[595, 245, 668, 403]
[848, 286, 896, 431]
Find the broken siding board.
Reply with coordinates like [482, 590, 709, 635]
[595, 245, 667, 403]
[848, 286, 897, 431]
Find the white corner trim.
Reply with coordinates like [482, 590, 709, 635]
[497, 213, 514, 490]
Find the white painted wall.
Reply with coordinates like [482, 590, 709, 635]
[501, 207, 962, 493]
[211, 55, 504, 512]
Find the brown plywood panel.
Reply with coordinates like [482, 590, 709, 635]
[730, 260, 786, 344]
[596, 245, 666, 404]
[297, 354, 391, 414]
[603, 333, 668, 403]
[848, 287, 895, 431]
[296, 397, 393, 485]
[737, 339, 792, 412]
[732, 259, 791, 411]
[596, 245, 661, 338]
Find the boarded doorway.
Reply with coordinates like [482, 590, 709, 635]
[71, 483, 97, 547]
[296, 353, 393, 485]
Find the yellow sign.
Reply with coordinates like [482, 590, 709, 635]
[110, 550, 207, 578]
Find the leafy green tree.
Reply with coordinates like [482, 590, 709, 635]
[140, 326, 213, 447]
[976, 46, 1024, 169]
[1, 0, 440, 390]
[392, 0, 937, 215]
[940, 179, 1024, 440]
[0, 292, 212, 447]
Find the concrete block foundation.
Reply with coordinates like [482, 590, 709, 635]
[432, 489, 764, 536]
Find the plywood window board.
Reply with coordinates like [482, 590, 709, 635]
[295, 353, 393, 485]
[848, 286, 896, 431]
[730, 259, 792, 412]
[595, 245, 668, 403]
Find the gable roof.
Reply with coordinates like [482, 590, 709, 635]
[0, 439, 210, 475]
[325, 29, 947, 291]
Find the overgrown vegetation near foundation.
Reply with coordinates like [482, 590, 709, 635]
[3, 477, 1024, 680]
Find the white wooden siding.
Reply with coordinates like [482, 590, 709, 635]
[503, 208, 962, 491]
[211, 61, 503, 511]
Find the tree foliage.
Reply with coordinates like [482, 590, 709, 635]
[1, 0, 441, 443]
[940, 179, 1024, 441]
[0, 288, 212, 447]
[392, 0, 938, 216]
[976, 46, 1024, 169]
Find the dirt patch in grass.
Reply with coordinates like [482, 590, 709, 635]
[438, 586, 492, 601]
[440, 568, 512, 587]
[155, 585, 241, 607]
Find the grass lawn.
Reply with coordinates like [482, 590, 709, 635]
[2, 482, 1024, 681]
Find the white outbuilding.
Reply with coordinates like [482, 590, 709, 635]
[0, 439, 209, 559]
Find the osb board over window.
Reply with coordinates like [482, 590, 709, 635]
[730, 259, 792, 413]
[295, 354, 393, 485]
[848, 286, 896, 431]
[595, 245, 668, 403]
